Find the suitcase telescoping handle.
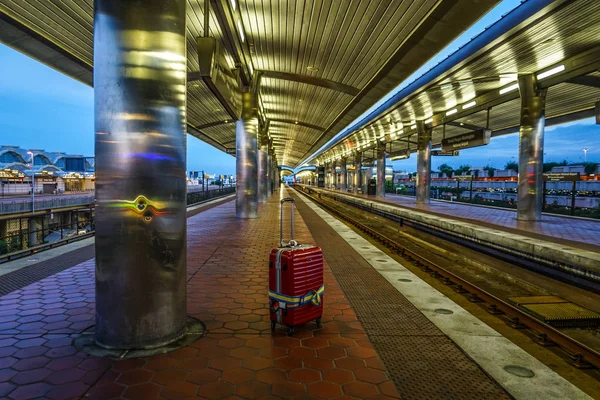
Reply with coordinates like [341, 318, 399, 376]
[280, 198, 296, 247]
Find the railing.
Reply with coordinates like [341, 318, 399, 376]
[0, 187, 236, 263]
[187, 186, 236, 205]
[0, 195, 95, 215]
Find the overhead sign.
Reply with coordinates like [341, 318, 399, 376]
[431, 150, 459, 156]
[390, 149, 411, 161]
[197, 37, 241, 119]
[455, 175, 473, 181]
[442, 129, 491, 151]
[225, 148, 236, 155]
[543, 172, 580, 181]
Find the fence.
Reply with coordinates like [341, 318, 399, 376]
[0, 194, 95, 215]
[0, 187, 236, 261]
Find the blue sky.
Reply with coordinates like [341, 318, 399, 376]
[0, 0, 598, 175]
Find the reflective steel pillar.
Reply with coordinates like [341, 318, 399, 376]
[325, 162, 331, 189]
[376, 144, 386, 199]
[94, 0, 187, 349]
[236, 91, 259, 218]
[416, 121, 432, 204]
[257, 144, 268, 204]
[517, 74, 546, 221]
[266, 152, 272, 196]
[331, 160, 337, 189]
[340, 157, 347, 192]
[354, 152, 362, 194]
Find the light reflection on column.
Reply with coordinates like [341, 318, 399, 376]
[94, 0, 187, 349]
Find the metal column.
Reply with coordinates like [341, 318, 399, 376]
[416, 121, 432, 204]
[376, 144, 386, 199]
[517, 74, 547, 221]
[236, 91, 259, 218]
[340, 157, 347, 192]
[266, 152, 272, 196]
[354, 152, 362, 194]
[94, 0, 187, 349]
[257, 144, 268, 204]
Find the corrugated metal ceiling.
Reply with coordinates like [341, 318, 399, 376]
[316, 0, 600, 164]
[0, 0, 500, 167]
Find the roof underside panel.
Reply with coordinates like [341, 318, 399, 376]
[316, 0, 600, 165]
[0, 0, 500, 167]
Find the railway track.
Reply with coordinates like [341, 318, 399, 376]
[292, 185, 600, 372]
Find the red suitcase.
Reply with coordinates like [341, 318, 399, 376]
[269, 198, 324, 334]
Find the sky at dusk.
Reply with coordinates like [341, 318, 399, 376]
[0, 0, 597, 175]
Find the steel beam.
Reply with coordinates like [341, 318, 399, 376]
[94, 0, 187, 349]
[259, 70, 360, 96]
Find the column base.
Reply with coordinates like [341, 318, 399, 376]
[75, 316, 204, 359]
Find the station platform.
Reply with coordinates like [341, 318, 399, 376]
[300, 186, 600, 285]
[317, 188, 600, 250]
[0, 188, 590, 399]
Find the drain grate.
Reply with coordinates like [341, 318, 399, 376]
[508, 295, 600, 328]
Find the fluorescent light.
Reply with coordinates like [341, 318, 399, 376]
[446, 109, 458, 116]
[248, 62, 254, 76]
[425, 118, 433, 124]
[537, 64, 565, 80]
[380, 138, 385, 142]
[410, 124, 417, 130]
[237, 19, 245, 42]
[230, 0, 236, 11]
[499, 83, 519, 95]
[462, 101, 476, 109]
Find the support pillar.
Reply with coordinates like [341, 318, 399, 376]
[236, 91, 259, 218]
[94, 0, 187, 349]
[266, 152, 272, 196]
[354, 152, 362, 194]
[340, 157, 347, 192]
[28, 218, 38, 248]
[376, 145, 386, 199]
[257, 144, 268, 204]
[517, 74, 546, 221]
[416, 121, 432, 204]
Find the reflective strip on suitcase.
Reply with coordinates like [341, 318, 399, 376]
[269, 285, 324, 309]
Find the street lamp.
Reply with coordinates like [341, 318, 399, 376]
[27, 151, 34, 213]
[583, 148, 589, 162]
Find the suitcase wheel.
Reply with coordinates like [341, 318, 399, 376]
[270, 321, 276, 331]
[287, 327, 295, 335]
[315, 318, 321, 327]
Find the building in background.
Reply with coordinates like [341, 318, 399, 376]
[0, 146, 94, 195]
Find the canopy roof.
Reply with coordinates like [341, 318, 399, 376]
[308, 0, 600, 165]
[0, 0, 498, 167]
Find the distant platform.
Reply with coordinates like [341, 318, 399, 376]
[299, 186, 600, 285]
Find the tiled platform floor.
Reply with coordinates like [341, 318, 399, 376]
[0, 193, 401, 399]
[321, 188, 600, 249]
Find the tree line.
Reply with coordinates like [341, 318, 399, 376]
[436, 160, 598, 178]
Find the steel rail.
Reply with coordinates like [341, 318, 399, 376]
[293, 185, 600, 370]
